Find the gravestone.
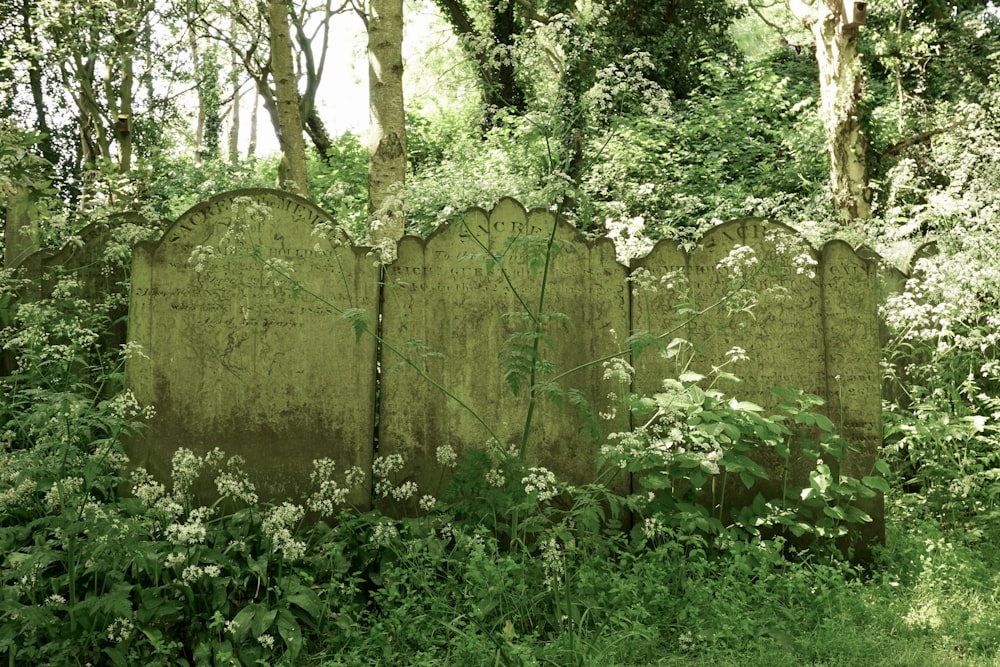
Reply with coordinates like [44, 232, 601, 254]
[2, 214, 144, 375]
[632, 219, 884, 553]
[379, 198, 630, 501]
[126, 190, 378, 505]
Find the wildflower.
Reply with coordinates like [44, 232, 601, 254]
[371, 521, 399, 547]
[602, 356, 634, 384]
[435, 444, 458, 468]
[522, 467, 558, 502]
[166, 507, 210, 545]
[215, 457, 258, 505]
[716, 245, 758, 278]
[724, 346, 749, 364]
[391, 480, 418, 502]
[307, 458, 348, 516]
[262, 502, 306, 560]
[106, 617, 134, 643]
[258, 633, 276, 650]
[485, 468, 505, 488]
[418, 495, 437, 512]
[642, 516, 666, 541]
[540, 537, 564, 588]
[170, 448, 204, 498]
[345, 466, 366, 487]
[164, 551, 186, 569]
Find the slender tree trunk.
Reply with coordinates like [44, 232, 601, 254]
[268, 0, 310, 196]
[190, 27, 206, 161]
[248, 92, 259, 159]
[20, 0, 58, 166]
[367, 0, 406, 241]
[789, 0, 869, 220]
[228, 16, 242, 162]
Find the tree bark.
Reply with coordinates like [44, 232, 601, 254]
[267, 0, 310, 196]
[367, 0, 406, 241]
[789, 0, 870, 220]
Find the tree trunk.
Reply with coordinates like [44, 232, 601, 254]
[190, 27, 206, 161]
[367, 0, 406, 241]
[19, 0, 58, 166]
[228, 16, 241, 162]
[789, 0, 870, 220]
[248, 92, 259, 159]
[267, 0, 310, 197]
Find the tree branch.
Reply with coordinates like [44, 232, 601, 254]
[880, 119, 970, 160]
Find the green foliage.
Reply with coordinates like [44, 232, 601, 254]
[308, 133, 369, 240]
[596, 0, 746, 100]
[583, 55, 828, 250]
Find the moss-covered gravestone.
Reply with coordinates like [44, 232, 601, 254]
[633, 219, 883, 554]
[126, 190, 378, 505]
[379, 198, 630, 501]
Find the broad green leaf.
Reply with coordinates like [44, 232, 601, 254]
[862, 476, 891, 494]
[680, 371, 705, 383]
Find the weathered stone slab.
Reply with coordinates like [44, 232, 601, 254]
[379, 198, 629, 502]
[126, 190, 378, 505]
[632, 219, 884, 552]
[821, 239, 883, 552]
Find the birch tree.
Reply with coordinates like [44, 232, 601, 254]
[364, 0, 406, 241]
[788, 0, 870, 220]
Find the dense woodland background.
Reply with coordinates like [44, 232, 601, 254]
[3, 0, 1000, 665]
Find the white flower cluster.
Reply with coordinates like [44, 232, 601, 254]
[214, 456, 258, 506]
[521, 467, 559, 502]
[130, 468, 182, 516]
[605, 215, 655, 263]
[182, 563, 222, 584]
[187, 245, 216, 273]
[418, 495, 437, 512]
[44, 476, 84, 511]
[602, 356, 635, 384]
[50, 276, 81, 300]
[106, 616, 134, 643]
[371, 521, 399, 548]
[109, 389, 155, 421]
[724, 346, 749, 364]
[539, 537, 564, 589]
[485, 468, 506, 488]
[307, 457, 349, 516]
[262, 502, 305, 560]
[793, 251, 818, 279]
[391, 481, 418, 502]
[716, 245, 759, 279]
[166, 507, 211, 545]
[642, 516, 666, 541]
[435, 444, 458, 468]
[373, 454, 414, 501]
